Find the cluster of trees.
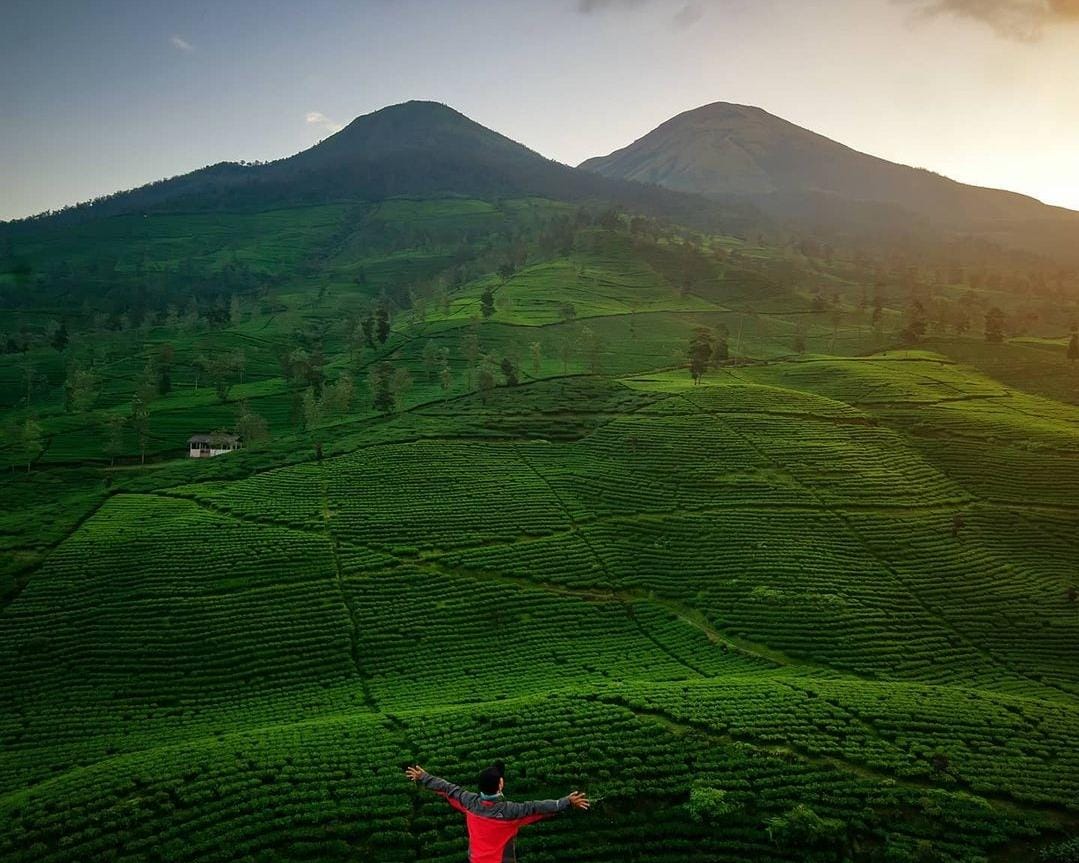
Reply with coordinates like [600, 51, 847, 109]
[687, 326, 730, 383]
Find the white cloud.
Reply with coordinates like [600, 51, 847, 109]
[306, 111, 344, 134]
[898, 0, 1079, 41]
[170, 35, 194, 53]
[673, 2, 704, 27]
[577, 0, 706, 27]
[578, 0, 647, 10]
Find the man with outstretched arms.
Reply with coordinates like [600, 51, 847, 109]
[405, 761, 589, 862]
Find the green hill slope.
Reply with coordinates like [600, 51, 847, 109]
[1, 186, 1078, 862]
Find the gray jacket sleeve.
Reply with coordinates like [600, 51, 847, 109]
[417, 771, 481, 811]
[500, 796, 571, 819]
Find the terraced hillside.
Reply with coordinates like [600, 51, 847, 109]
[2, 195, 1078, 862]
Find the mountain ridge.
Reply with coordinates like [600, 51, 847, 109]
[2, 100, 756, 235]
[579, 101, 1079, 259]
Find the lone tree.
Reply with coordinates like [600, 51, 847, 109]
[391, 367, 413, 409]
[688, 327, 714, 384]
[50, 319, 69, 352]
[900, 299, 927, 344]
[1067, 324, 1078, 363]
[367, 362, 396, 414]
[439, 362, 453, 398]
[65, 365, 100, 414]
[130, 394, 151, 465]
[235, 401, 269, 449]
[157, 343, 175, 395]
[375, 304, 391, 344]
[985, 306, 1006, 343]
[480, 285, 496, 319]
[422, 340, 442, 381]
[11, 417, 44, 472]
[500, 356, 519, 386]
[792, 322, 807, 356]
[101, 414, 126, 466]
[361, 315, 376, 348]
[460, 322, 480, 388]
[477, 357, 497, 403]
[529, 341, 542, 375]
[713, 324, 729, 364]
[581, 326, 602, 374]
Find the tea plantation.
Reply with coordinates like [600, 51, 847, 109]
[1, 197, 1078, 861]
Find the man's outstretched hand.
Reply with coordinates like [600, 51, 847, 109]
[568, 791, 590, 810]
[405, 765, 425, 782]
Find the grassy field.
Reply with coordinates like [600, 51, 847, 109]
[1, 198, 1078, 862]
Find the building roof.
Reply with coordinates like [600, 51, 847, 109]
[188, 433, 240, 445]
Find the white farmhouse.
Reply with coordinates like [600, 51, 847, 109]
[188, 433, 242, 458]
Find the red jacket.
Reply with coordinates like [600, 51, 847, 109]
[418, 771, 569, 863]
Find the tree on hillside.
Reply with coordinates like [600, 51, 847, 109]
[235, 401, 269, 449]
[199, 352, 243, 403]
[229, 295, 245, 325]
[439, 363, 453, 398]
[500, 356, 519, 386]
[1067, 324, 1078, 363]
[130, 394, 151, 465]
[285, 346, 325, 395]
[233, 349, 246, 385]
[871, 291, 884, 343]
[766, 804, 845, 850]
[50, 319, 69, 352]
[711, 323, 730, 365]
[136, 357, 159, 408]
[899, 299, 927, 344]
[65, 365, 101, 414]
[182, 298, 201, 332]
[368, 362, 396, 414]
[460, 322, 480, 388]
[480, 285, 496, 319]
[581, 326, 602, 374]
[410, 291, 427, 325]
[301, 388, 322, 431]
[18, 353, 43, 408]
[375, 304, 391, 344]
[422, 340, 441, 381]
[101, 414, 126, 466]
[433, 284, 451, 317]
[558, 337, 574, 373]
[157, 343, 175, 395]
[830, 305, 843, 353]
[792, 322, 807, 356]
[347, 329, 367, 375]
[477, 357, 497, 403]
[361, 315, 376, 349]
[985, 306, 1006, 343]
[323, 375, 355, 417]
[391, 367, 413, 410]
[688, 327, 714, 384]
[529, 341, 542, 376]
[559, 302, 577, 324]
[9, 417, 44, 472]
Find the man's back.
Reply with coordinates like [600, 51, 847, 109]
[406, 766, 587, 863]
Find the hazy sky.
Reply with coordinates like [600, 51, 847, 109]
[2, 0, 1078, 221]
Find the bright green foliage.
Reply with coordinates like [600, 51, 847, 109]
[1, 195, 1077, 862]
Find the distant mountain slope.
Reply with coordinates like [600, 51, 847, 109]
[4, 101, 759, 235]
[580, 102, 1079, 255]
